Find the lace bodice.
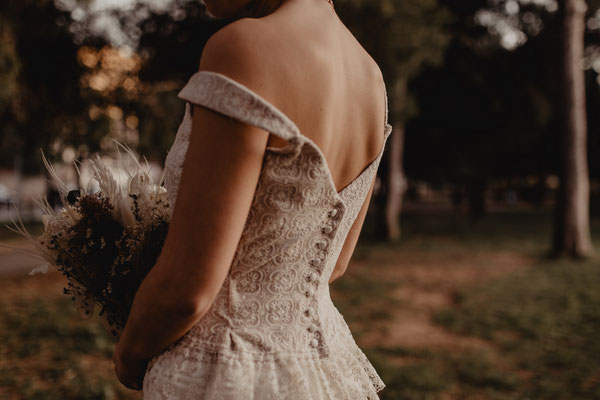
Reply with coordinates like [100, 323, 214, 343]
[144, 71, 393, 399]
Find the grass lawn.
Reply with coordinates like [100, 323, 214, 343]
[433, 257, 600, 400]
[0, 271, 141, 400]
[0, 208, 598, 399]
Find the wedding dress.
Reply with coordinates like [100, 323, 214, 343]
[143, 70, 393, 399]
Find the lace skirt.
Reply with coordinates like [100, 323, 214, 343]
[142, 332, 385, 400]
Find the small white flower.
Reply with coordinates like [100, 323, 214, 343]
[41, 214, 51, 231]
[113, 193, 136, 228]
[29, 263, 50, 275]
[150, 185, 168, 204]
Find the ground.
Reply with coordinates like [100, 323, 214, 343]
[0, 209, 598, 399]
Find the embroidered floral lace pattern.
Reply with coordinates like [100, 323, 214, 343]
[145, 71, 393, 399]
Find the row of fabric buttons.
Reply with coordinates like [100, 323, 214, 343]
[304, 298, 319, 348]
[305, 202, 344, 350]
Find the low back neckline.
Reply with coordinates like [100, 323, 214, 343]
[178, 70, 392, 201]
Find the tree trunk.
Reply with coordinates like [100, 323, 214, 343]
[385, 77, 408, 240]
[13, 138, 24, 216]
[552, 0, 595, 258]
[467, 177, 486, 221]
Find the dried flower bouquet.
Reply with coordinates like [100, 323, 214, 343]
[1, 141, 170, 338]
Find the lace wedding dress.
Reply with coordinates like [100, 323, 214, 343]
[142, 70, 393, 399]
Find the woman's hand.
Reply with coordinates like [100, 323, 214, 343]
[113, 341, 149, 391]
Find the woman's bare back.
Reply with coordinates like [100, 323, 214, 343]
[205, 0, 387, 194]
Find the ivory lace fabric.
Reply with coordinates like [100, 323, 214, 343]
[143, 71, 393, 399]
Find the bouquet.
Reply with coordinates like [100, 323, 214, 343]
[1, 141, 170, 338]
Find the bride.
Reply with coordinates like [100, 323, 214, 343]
[113, 0, 392, 398]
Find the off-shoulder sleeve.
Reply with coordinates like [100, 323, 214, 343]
[177, 70, 301, 143]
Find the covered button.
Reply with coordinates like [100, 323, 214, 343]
[310, 339, 319, 348]
[316, 240, 328, 250]
[306, 273, 314, 282]
[305, 287, 315, 297]
[321, 225, 333, 234]
[310, 258, 321, 267]
[308, 324, 317, 333]
[328, 208, 338, 218]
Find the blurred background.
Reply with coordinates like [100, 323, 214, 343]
[0, 0, 599, 399]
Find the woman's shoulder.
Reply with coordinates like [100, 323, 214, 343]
[201, 18, 266, 60]
[195, 12, 386, 131]
[197, 18, 277, 94]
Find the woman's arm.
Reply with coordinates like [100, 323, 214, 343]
[116, 102, 269, 361]
[114, 21, 278, 389]
[116, 74, 271, 388]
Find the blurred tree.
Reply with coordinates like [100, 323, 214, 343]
[0, 0, 107, 176]
[408, 0, 560, 218]
[470, 0, 597, 256]
[0, 21, 21, 112]
[132, 2, 230, 161]
[336, 0, 452, 240]
[408, 0, 597, 257]
[72, 0, 230, 162]
[552, 0, 595, 258]
[0, 0, 112, 214]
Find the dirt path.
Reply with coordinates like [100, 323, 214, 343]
[350, 246, 537, 352]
